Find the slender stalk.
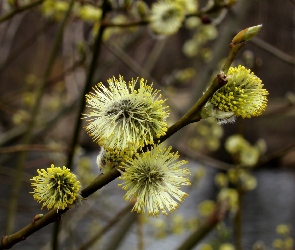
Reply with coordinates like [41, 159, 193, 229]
[103, 211, 137, 250]
[0, 144, 66, 153]
[0, 98, 78, 147]
[137, 214, 144, 250]
[104, 42, 160, 87]
[176, 200, 229, 250]
[222, 42, 245, 74]
[0, 21, 54, 73]
[78, 203, 133, 250]
[0, 166, 120, 249]
[102, 20, 148, 28]
[52, 221, 61, 250]
[234, 187, 243, 250]
[4, 0, 75, 235]
[0, 0, 44, 24]
[143, 39, 167, 73]
[159, 39, 245, 140]
[65, 0, 109, 172]
[258, 143, 295, 166]
[99, 1, 225, 29]
[250, 36, 295, 65]
[51, 0, 110, 248]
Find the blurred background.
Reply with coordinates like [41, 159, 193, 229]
[0, 0, 294, 249]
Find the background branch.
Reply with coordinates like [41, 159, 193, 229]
[176, 200, 230, 250]
[5, 0, 75, 235]
[0, 0, 44, 24]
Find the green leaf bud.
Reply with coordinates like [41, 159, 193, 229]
[232, 24, 262, 43]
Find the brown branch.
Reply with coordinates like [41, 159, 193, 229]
[100, 0, 231, 28]
[0, 166, 31, 183]
[176, 145, 233, 170]
[5, 0, 75, 236]
[234, 187, 243, 250]
[77, 203, 134, 250]
[176, 200, 230, 250]
[257, 143, 295, 167]
[0, 167, 120, 249]
[101, 20, 148, 28]
[0, 25, 247, 249]
[0, 208, 66, 249]
[249, 36, 295, 66]
[0, 145, 66, 154]
[0, 0, 44, 24]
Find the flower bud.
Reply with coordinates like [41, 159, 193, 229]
[232, 24, 262, 43]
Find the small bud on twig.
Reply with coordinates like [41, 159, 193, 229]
[32, 214, 43, 224]
[232, 24, 262, 43]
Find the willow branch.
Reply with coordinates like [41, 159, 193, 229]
[78, 203, 133, 250]
[51, 1, 110, 248]
[0, 166, 120, 249]
[137, 214, 144, 250]
[258, 143, 295, 167]
[0, 166, 31, 183]
[234, 187, 243, 250]
[101, 20, 148, 28]
[0, 0, 44, 24]
[250, 36, 295, 66]
[159, 42, 245, 141]
[65, 1, 109, 172]
[176, 145, 233, 170]
[0, 18, 246, 250]
[222, 42, 245, 74]
[103, 211, 137, 250]
[103, 42, 160, 87]
[100, 1, 228, 28]
[176, 200, 230, 250]
[0, 100, 78, 153]
[5, 0, 75, 235]
[0, 21, 54, 73]
[0, 145, 66, 153]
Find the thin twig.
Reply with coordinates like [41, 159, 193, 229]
[5, 0, 75, 235]
[0, 166, 31, 183]
[143, 39, 167, 73]
[176, 200, 230, 250]
[103, 211, 137, 250]
[77, 203, 134, 250]
[103, 42, 160, 87]
[51, 0, 110, 248]
[0, 100, 78, 148]
[0, 21, 54, 73]
[234, 186, 243, 250]
[0, 144, 66, 153]
[0, 0, 44, 24]
[258, 143, 295, 167]
[137, 214, 144, 250]
[176, 145, 233, 170]
[101, 20, 148, 28]
[250, 36, 295, 66]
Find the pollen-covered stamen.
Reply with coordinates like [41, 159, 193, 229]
[105, 99, 132, 122]
[30, 165, 82, 210]
[119, 146, 191, 217]
[84, 76, 169, 152]
[210, 65, 268, 119]
[146, 169, 164, 183]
